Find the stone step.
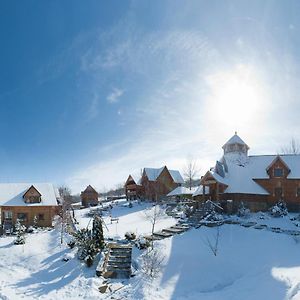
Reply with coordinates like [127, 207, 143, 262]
[144, 235, 164, 241]
[162, 228, 185, 234]
[153, 231, 173, 238]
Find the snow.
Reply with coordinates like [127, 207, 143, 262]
[2, 202, 300, 299]
[167, 186, 197, 197]
[222, 133, 249, 149]
[129, 214, 300, 300]
[193, 185, 210, 197]
[168, 170, 184, 184]
[205, 153, 300, 195]
[0, 183, 58, 206]
[75, 200, 177, 239]
[144, 167, 184, 183]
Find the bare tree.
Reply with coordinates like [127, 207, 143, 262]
[183, 158, 200, 190]
[141, 248, 165, 279]
[204, 227, 220, 256]
[57, 186, 73, 244]
[281, 138, 300, 155]
[144, 205, 165, 249]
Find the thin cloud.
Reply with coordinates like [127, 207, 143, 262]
[107, 88, 124, 104]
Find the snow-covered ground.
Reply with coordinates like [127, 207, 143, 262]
[1, 201, 300, 299]
[74, 200, 177, 239]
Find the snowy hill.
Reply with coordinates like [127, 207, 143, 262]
[1, 201, 300, 299]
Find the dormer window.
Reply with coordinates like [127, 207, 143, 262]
[23, 185, 42, 204]
[274, 168, 283, 177]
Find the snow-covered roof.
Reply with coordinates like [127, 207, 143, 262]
[144, 167, 184, 184]
[206, 154, 300, 195]
[168, 170, 184, 184]
[192, 185, 210, 197]
[222, 133, 249, 150]
[0, 183, 59, 206]
[167, 186, 197, 197]
[144, 167, 165, 181]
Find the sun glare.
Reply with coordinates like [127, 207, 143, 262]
[205, 64, 267, 132]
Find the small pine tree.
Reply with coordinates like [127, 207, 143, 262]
[14, 219, 26, 245]
[92, 215, 104, 250]
[33, 215, 38, 229]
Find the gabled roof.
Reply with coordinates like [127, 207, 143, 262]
[125, 175, 142, 186]
[144, 167, 165, 181]
[0, 183, 59, 206]
[83, 185, 98, 194]
[168, 169, 184, 184]
[144, 166, 184, 184]
[23, 185, 42, 197]
[222, 133, 249, 150]
[167, 186, 197, 197]
[266, 155, 291, 173]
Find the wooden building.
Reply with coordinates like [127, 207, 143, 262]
[195, 133, 300, 212]
[0, 183, 59, 232]
[81, 185, 99, 207]
[141, 166, 184, 200]
[125, 166, 184, 201]
[125, 175, 143, 200]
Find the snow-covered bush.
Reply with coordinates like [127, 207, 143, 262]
[135, 237, 150, 250]
[26, 226, 34, 233]
[33, 215, 38, 229]
[67, 239, 76, 249]
[183, 205, 194, 218]
[270, 200, 288, 217]
[14, 219, 26, 245]
[203, 209, 223, 222]
[125, 231, 136, 241]
[237, 202, 250, 218]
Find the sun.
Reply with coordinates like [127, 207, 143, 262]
[204, 64, 267, 131]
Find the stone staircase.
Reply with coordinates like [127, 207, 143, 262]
[96, 243, 132, 279]
[145, 223, 191, 241]
[188, 209, 207, 225]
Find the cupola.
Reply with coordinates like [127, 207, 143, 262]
[222, 132, 249, 156]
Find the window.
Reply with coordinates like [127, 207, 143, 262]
[17, 213, 27, 221]
[274, 168, 283, 177]
[297, 188, 300, 197]
[4, 211, 12, 219]
[38, 214, 45, 221]
[275, 187, 283, 198]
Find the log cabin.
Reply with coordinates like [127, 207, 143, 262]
[125, 166, 184, 201]
[125, 175, 143, 200]
[140, 166, 184, 200]
[81, 185, 99, 207]
[0, 183, 59, 232]
[195, 133, 300, 212]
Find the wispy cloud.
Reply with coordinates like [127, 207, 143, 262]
[65, 3, 300, 193]
[107, 88, 124, 104]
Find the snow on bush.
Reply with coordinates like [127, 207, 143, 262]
[237, 202, 250, 217]
[270, 200, 288, 217]
[203, 208, 223, 222]
[14, 219, 26, 245]
[125, 231, 136, 241]
[135, 237, 150, 250]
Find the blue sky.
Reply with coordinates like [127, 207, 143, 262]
[1, 0, 300, 192]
